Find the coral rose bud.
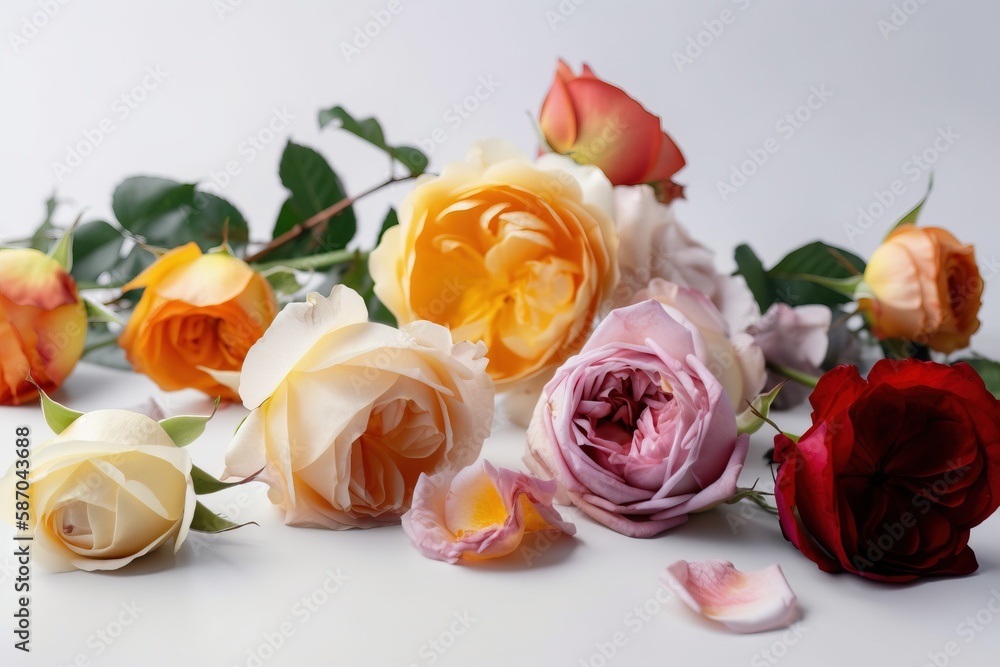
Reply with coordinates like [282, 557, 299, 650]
[860, 225, 982, 353]
[0, 248, 87, 405]
[539, 60, 685, 195]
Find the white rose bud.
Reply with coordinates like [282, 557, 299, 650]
[3, 410, 195, 572]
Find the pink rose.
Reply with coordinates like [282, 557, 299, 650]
[633, 278, 765, 412]
[525, 300, 749, 537]
[402, 460, 575, 564]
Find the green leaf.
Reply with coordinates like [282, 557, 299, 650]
[30, 195, 59, 251]
[112, 176, 250, 258]
[734, 244, 773, 311]
[37, 387, 83, 434]
[71, 220, 125, 284]
[736, 384, 784, 435]
[954, 357, 1000, 398]
[158, 398, 220, 447]
[191, 465, 263, 495]
[377, 207, 398, 245]
[782, 273, 864, 300]
[318, 106, 428, 176]
[268, 142, 357, 260]
[82, 296, 123, 324]
[189, 500, 257, 534]
[737, 242, 867, 309]
[891, 174, 933, 233]
[261, 267, 304, 295]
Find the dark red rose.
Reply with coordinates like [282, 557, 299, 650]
[773, 359, 1000, 582]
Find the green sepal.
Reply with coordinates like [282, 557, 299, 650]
[889, 174, 933, 234]
[158, 398, 220, 447]
[191, 464, 263, 495]
[189, 500, 257, 534]
[736, 384, 784, 435]
[37, 386, 83, 434]
[82, 296, 123, 325]
[725, 485, 779, 515]
[49, 225, 75, 271]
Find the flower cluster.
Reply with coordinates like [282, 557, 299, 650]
[2, 58, 999, 634]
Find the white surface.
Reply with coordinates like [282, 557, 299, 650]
[1, 364, 999, 667]
[3, 1, 1000, 665]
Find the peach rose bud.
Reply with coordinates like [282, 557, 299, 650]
[660, 560, 799, 633]
[540, 60, 685, 198]
[0, 247, 87, 405]
[118, 243, 277, 400]
[860, 224, 982, 353]
[402, 460, 575, 564]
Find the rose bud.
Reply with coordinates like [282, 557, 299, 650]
[118, 242, 278, 401]
[1, 408, 195, 571]
[773, 359, 1000, 582]
[539, 60, 685, 198]
[526, 300, 749, 538]
[0, 247, 87, 405]
[860, 225, 982, 353]
[224, 286, 495, 529]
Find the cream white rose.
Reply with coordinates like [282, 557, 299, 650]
[2, 410, 195, 572]
[224, 285, 495, 529]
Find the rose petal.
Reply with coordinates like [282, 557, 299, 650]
[402, 460, 575, 564]
[660, 560, 799, 633]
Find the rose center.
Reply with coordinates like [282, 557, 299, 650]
[578, 368, 672, 473]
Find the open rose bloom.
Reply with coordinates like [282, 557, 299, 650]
[774, 359, 1000, 581]
[0, 248, 87, 405]
[370, 140, 618, 391]
[402, 460, 575, 564]
[632, 279, 765, 412]
[224, 286, 495, 529]
[526, 300, 749, 537]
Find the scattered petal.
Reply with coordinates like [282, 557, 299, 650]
[402, 460, 575, 564]
[660, 560, 799, 633]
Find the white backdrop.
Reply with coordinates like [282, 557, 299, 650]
[3, 0, 1000, 358]
[3, 2, 1000, 666]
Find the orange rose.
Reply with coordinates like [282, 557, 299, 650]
[860, 225, 982, 353]
[119, 243, 277, 400]
[0, 248, 87, 405]
[539, 60, 685, 197]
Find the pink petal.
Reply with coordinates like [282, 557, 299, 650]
[401, 461, 575, 564]
[660, 560, 799, 633]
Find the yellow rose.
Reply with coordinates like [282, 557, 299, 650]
[860, 225, 982, 353]
[0, 248, 87, 405]
[370, 140, 618, 388]
[1, 410, 195, 571]
[119, 243, 278, 400]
